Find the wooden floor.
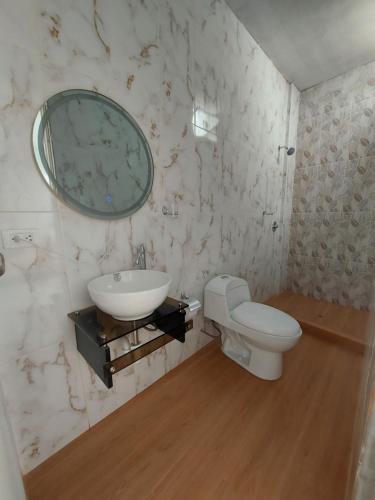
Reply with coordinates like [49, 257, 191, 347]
[266, 291, 371, 352]
[25, 331, 363, 500]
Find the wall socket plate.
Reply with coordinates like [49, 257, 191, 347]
[1, 229, 36, 248]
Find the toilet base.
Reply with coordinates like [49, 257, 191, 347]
[221, 331, 283, 381]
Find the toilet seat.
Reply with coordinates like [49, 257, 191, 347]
[204, 275, 302, 380]
[231, 302, 301, 338]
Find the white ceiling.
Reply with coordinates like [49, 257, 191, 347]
[226, 0, 375, 90]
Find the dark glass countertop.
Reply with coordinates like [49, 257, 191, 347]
[68, 297, 188, 346]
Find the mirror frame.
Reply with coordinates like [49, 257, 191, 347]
[32, 89, 154, 219]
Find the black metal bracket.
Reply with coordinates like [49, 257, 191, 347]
[75, 322, 113, 388]
[68, 298, 193, 389]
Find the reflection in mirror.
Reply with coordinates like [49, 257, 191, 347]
[32, 90, 154, 219]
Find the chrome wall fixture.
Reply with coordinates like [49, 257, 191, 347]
[278, 145, 295, 156]
[162, 205, 179, 217]
[277, 145, 295, 164]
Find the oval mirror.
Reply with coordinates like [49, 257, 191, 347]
[32, 89, 154, 219]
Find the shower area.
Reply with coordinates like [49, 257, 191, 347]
[288, 67, 375, 310]
[283, 61, 375, 500]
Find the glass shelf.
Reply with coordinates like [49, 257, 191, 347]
[68, 297, 192, 388]
[68, 297, 188, 346]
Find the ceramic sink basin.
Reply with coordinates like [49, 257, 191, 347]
[87, 270, 172, 321]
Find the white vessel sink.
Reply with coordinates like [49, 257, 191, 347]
[87, 270, 172, 321]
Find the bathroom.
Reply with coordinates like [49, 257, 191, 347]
[0, 0, 375, 498]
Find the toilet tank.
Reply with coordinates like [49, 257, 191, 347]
[204, 275, 251, 326]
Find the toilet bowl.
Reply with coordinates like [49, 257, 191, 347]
[204, 275, 302, 380]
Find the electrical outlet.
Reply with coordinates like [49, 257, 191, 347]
[1, 229, 36, 248]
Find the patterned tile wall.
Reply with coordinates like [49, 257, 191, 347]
[288, 61, 375, 309]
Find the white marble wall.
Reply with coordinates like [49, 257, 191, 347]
[0, 0, 298, 473]
[0, 383, 26, 499]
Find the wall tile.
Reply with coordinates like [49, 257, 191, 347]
[311, 257, 342, 303]
[344, 158, 375, 213]
[299, 87, 321, 120]
[320, 104, 350, 164]
[366, 217, 375, 266]
[344, 213, 371, 264]
[349, 98, 375, 159]
[292, 166, 317, 213]
[296, 117, 320, 168]
[289, 62, 375, 310]
[352, 60, 375, 104]
[339, 262, 372, 309]
[1, 339, 89, 473]
[0, 47, 56, 212]
[316, 161, 347, 213]
[0, 212, 71, 363]
[289, 213, 316, 258]
[313, 214, 345, 261]
[0, 0, 299, 473]
[288, 255, 314, 297]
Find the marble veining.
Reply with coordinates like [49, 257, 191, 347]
[0, 0, 298, 473]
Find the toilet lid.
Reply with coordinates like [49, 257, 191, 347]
[231, 302, 301, 338]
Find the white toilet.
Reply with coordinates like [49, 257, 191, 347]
[204, 275, 302, 380]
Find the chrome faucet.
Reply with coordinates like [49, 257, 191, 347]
[135, 244, 146, 269]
